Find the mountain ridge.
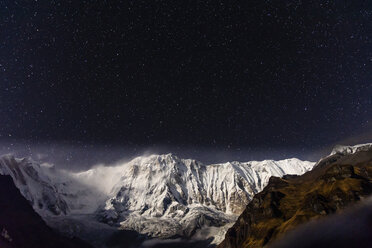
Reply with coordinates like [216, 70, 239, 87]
[0, 152, 314, 245]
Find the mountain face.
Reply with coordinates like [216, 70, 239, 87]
[0, 153, 313, 245]
[97, 155, 313, 239]
[0, 174, 92, 248]
[217, 143, 372, 248]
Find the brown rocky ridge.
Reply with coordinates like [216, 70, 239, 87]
[217, 144, 372, 248]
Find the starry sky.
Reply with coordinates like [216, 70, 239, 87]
[0, 1, 371, 166]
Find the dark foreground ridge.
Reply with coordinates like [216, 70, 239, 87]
[0, 175, 92, 248]
[218, 146, 372, 248]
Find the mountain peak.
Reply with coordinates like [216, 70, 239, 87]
[330, 143, 372, 155]
[156, 153, 179, 160]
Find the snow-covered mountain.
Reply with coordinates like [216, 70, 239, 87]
[96, 154, 314, 238]
[0, 152, 315, 245]
[330, 143, 372, 155]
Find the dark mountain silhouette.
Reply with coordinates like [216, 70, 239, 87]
[0, 175, 92, 248]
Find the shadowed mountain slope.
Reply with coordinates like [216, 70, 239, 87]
[0, 174, 92, 248]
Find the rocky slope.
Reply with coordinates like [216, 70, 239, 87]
[0, 153, 314, 245]
[0, 174, 92, 248]
[217, 143, 372, 248]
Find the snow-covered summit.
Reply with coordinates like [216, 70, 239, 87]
[330, 143, 372, 156]
[97, 154, 314, 238]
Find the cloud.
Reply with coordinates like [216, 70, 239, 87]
[140, 238, 183, 247]
[270, 197, 372, 248]
[36, 153, 48, 160]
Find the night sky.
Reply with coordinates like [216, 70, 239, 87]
[0, 1, 371, 166]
